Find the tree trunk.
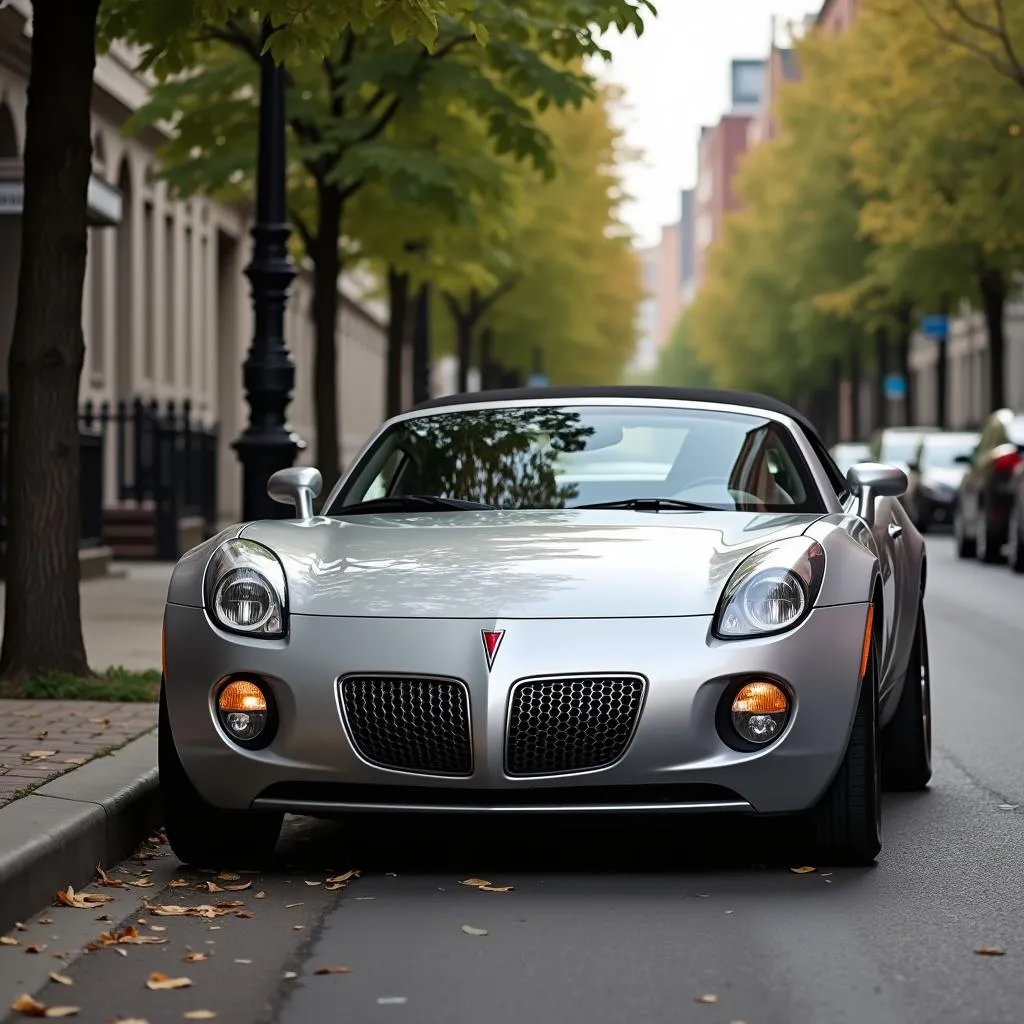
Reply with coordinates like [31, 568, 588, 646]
[456, 314, 474, 392]
[311, 185, 343, 489]
[874, 328, 888, 431]
[979, 266, 1007, 413]
[849, 342, 862, 440]
[386, 267, 410, 418]
[0, 0, 101, 681]
[936, 296, 949, 429]
[895, 301, 913, 426]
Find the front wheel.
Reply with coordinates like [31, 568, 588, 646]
[159, 683, 283, 868]
[880, 603, 932, 791]
[797, 625, 882, 866]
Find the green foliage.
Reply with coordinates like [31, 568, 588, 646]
[0, 666, 160, 702]
[648, 312, 716, 388]
[433, 83, 644, 384]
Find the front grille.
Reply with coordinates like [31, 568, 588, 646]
[505, 675, 647, 777]
[340, 676, 472, 776]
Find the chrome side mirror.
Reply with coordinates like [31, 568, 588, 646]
[847, 462, 908, 525]
[267, 467, 323, 520]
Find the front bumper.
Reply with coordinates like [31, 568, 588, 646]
[163, 602, 870, 817]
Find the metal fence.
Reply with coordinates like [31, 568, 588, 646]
[0, 395, 219, 561]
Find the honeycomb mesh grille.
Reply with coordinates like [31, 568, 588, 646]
[340, 676, 472, 776]
[505, 676, 646, 777]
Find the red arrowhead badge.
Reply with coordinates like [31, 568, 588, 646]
[481, 629, 505, 671]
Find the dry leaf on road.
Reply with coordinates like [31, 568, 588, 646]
[234, 959, 252, 965]
[789, 867, 816, 874]
[56, 887, 113, 909]
[182, 953, 207, 963]
[235, 912, 254, 919]
[313, 967, 350, 975]
[216, 873, 240, 881]
[304, 881, 321, 887]
[93, 927, 167, 948]
[146, 973, 192, 991]
[460, 925, 488, 937]
[326, 870, 359, 884]
[283, 972, 297, 980]
[96, 866, 124, 888]
[169, 880, 190, 889]
[146, 905, 232, 920]
[975, 946, 1006, 956]
[695, 994, 718, 1004]
[48, 974, 73, 986]
[284, 903, 303, 909]
[62, 758, 88, 766]
[10, 996, 80, 1018]
[1, 936, 19, 946]
[254, 892, 266, 900]
[184, 1013, 217, 1020]
[25, 945, 47, 954]
[480, 886, 513, 893]
[460, 879, 491, 887]
[24, 751, 56, 760]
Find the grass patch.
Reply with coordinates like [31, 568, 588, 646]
[0, 666, 160, 702]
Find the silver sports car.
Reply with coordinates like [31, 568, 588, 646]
[160, 387, 930, 867]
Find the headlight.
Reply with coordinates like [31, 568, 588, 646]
[713, 537, 825, 640]
[203, 539, 287, 638]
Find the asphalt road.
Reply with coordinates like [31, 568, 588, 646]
[4, 535, 1024, 1024]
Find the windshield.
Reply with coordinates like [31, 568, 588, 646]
[920, 435, 978, 469]
[881, 435, 928, 464]
[331, 404, 826, 514]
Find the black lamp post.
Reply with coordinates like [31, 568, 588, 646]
[232, 18, 304, 520]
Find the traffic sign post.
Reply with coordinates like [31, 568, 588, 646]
[920, 314, 949, 341]
[884, 374, 907, 401]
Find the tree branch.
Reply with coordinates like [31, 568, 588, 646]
[195, 19, 261, 62]
[913, 0, 1022, 82]
[476, 274, 523, 317]
[290, 208, 315, 254]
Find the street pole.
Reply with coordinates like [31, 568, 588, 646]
[232, 18, 304, 520]
[412, 282, 431, 405]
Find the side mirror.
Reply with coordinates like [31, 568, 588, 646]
[267, 467, 323, 520]
[847, 462, 908, 525]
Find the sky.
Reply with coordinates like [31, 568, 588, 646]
[599, 0, 821, 248]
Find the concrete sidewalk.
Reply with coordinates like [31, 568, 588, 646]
[0, 562, 172, 672]
[0, 564, 170, 927]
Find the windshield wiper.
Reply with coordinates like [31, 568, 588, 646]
[572, 498, 720, 512]
[337, 495, 498, 516]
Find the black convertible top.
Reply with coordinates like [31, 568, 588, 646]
[413, 386, 822, 445]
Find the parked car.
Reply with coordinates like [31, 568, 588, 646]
[904, 431, 979, 532]
[868, 426, 942, 473]
[830, 441, 871, 476]
[954, 409, 1024, 562]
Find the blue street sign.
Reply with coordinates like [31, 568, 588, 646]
[527, 373, 549, 388]
[920, 314, 949, 340]
[884, 373, 907, 400]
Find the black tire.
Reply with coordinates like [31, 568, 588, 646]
[954, 503, 976, 559]
[976, 508, 1002, 564]
[159, 682, 283, 868]
[800, 630, 882, 866]
[1008, 502, 1024, 574]
[880, 603, 932, 791]
[915, 499, 930, 534]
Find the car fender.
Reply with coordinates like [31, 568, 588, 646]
[165, 524, 250, 609]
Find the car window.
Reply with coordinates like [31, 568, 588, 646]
[331, 405, 828, 514]
[920, 435, 979, 469]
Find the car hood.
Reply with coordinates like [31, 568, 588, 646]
[239, 510, 825, 619]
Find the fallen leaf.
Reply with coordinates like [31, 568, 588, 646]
[204, 883, 224, 893]
[43, 1011, 79, 1020]
[695, 994, 718, 1004]
[146, 905, 232, 920]
[285, 903, 303, 909]
[96, 866, 124, 888]
[221, 883, 251, 892]
[480, 886, 513, 893]
[304, 881, 320, 887]
[975, 946, 1006, 956]
[313, 967, 350, 975]
[97, 927, 167, 947]
[460, 925, 488, 937]
[130, 881, 155, 889]
[11, 993, 46, 1015]
[216, 873, 240, 881]
[90, 717, 111, 726]
[292, 926, 304, 931]
[214, 901, 244, 910]
[113, 948, 128, 957]
[48, 974, 73, 986]
[150, 927, 166, 933]
[235, 911, 254, 919]
[254, 892, 266, 900]
[15, 923, 26, 930]
[63, 759, 87, 767]
[38, 919, 53, 926]
[184, 1013, 217, 1021]
[789, 866, 816, 874]
[283, 971, 297, 980]
[169, 880, 190, 889]
[1, 936, 19, 946]
[234, 959, 252, 965]
[146, 973, 192, 991]
[56, 887, 114, 909]
[26, 944, 47, 954]
[182, 953, 207, 963]
[326, 870, 359, 884]
[24, 751, 56, 760]
[325, 885, 346, 891]
[460, 878, 491, 888]
[37, 731, 49, 740]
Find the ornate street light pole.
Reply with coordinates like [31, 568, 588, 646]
[233, 18, 304, 520]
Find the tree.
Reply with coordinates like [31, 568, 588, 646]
[648, 312, 716, 389]
[834, 0, 1024, 412]
[132, 1, 654, 486]
[433, 82, 644, 386]
[0, 0, 523, 683]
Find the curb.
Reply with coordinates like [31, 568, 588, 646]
[0, 729, 161, 931]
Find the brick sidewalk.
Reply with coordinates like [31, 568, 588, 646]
[0, 699, 157, 806]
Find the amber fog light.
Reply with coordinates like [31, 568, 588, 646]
[216, 679, 274, 747]
[731, 681, 790, 745]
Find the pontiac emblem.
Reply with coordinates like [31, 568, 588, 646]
[481, 629, 505, 671]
